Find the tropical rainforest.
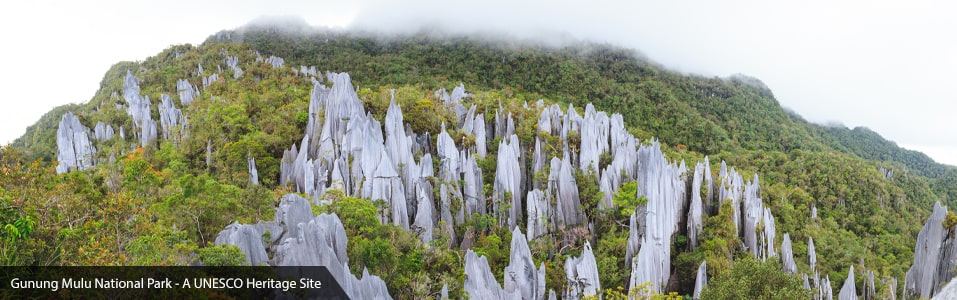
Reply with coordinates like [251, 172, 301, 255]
[3, 19, 956, 299]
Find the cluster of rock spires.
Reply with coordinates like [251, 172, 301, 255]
[51, 48, 935, 297]
[904, 202, 957, 299]
[214, 194, 390, 299]
[123, 70, 159, 148]
[226, 55, 243, 79]
[55, 112, 96, 174]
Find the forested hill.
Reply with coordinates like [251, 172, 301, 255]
[3, 21, 957, 298]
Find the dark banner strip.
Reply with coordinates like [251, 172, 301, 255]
[0, 266, 349, 299]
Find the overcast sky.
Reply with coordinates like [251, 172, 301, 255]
[1, 0, 954, 165]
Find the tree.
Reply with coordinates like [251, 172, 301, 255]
[700, 256, 811, 300]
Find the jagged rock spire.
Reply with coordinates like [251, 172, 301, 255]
[565, 241, 601, 300]
[55, 112, 97, 174]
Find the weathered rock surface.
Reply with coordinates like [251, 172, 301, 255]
[464, 249, 516, 299]
[905, 202, 951, 298]
[839, 266, 858, 300]
[494, 135, 522, 229]
[504, 228, 546, 300]
[123, 70, 158, 147]
[214, 222, 270, 266]
[526, 189, 550, 241]
[564, 241, 600, 300]
[93, 122, 114, 141]
[628, 140, 687, 294]
[552, 153, 584, 228]
[55, 112, 97, 174]
[214, 192, 391, 299]
[688, 161, 706, 250]
[176, 79, 199, 106]
[809, 237, 817, 271]
[158, 94, 187, 142]
[781, 233, 797, 274]
[247, 154, 259, 185]
[693, 260, 707, 300]
[226, 55, 243, 79]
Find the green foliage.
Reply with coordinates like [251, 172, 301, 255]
[613, 181, 645, 217]
[197, 244, 247, 266]
[322, 193, 379, 236]
[700, 256, 811, 300]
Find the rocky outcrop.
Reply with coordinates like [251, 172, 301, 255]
[839, 266, 857, 300]
[263, 55, 284, 68]
[821, 275, 834, 300]
[55, 112, 97, 174]
[93, 122, 114, 141]
[781, 233, 797, 274]
[464, 249, 516, 299]
[688, 161, 706, 250]
[123, 70, 158, 148]
[176, 79, 199, 106]
[526, 189, 550, 241]
[214, 222, 270, 266]
[564, 241, 601, 300]
[578, 104, 609, 174]
[247, 154, 259, 185]
[552, 153, 584, 228]
[505, 228, 546, 300]
[693, 260, 707, 300]
[158, 94, 187, 143]
[226, 56, 243, 79]
[809, 237, 817, 271]
[202, 73, 220, 87]
[905, 202, 954, 298]
[214, 192, 391, 299]
[628, 140, 687, 294]
[494, 135, 522, 229]
[742, 174, 776, 260]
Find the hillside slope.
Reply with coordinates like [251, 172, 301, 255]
[2, 22, 955, 298]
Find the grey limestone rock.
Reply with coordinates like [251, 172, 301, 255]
[123, 71, 158, 147]
[274, 194, 315, 240]
[494, 135, 522, 229]
[226, 56, 243, 79]
[202, 73, 220, 87]
[504, 228, 546, 300]
[693, 260, 707, 300]
[822, 275, 834, 300]
[552, 153, 584, 228]
[158, 94, 187, 142]
[247, 154, 259, 185]
[464, 249, 517, 299]
[176, 79, 199, 106]
[474, 113, 487, 157]
[93, 122, 114, 141]
[781, 233, 798, 274]
[628, 140, 687, 294]
[839, 266, 858, 300]
[214, 222, 270, 266]
[905, 202, 954, 298]
[412, 182, 435, 245]
[265, 56, 284, 68]
[687, 161, 706, 250]
[526, 189, 550, 241]
[55, 112, 97, 173]
[463, 155, 485, 218]
[564, 241, 601, 300]
[742, 174, 776, 260]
